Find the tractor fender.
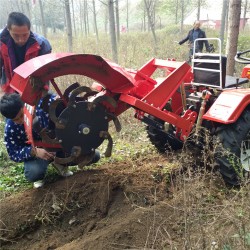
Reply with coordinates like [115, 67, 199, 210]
[10, 53, 136, 105]
[203, 89, 250, 124]
[241, 64, 250, 78]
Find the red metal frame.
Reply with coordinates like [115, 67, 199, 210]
[203, 88, 250, 123]
[23, 103, 61, 148]
[11, 53, 136, 105]
[241, 64, 250, 79]
[23, 104, 34, 144]
[10, 53, 250, 148]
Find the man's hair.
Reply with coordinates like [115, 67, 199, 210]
[193, 20, 201, 26]
[7, 12, 31, 30]
[0, 93, 24, 119]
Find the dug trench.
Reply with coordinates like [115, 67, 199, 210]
[0, 153, 244, 250]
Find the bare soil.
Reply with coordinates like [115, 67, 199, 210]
[0, 153, 248, 250]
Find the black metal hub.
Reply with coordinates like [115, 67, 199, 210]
[55, 101, 109, 155]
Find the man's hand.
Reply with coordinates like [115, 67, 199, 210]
[207, 44, 215, 53]
[35, 148, 55, 161]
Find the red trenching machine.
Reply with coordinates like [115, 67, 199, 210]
[10, 38, 250, 185]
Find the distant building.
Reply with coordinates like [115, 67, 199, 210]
[199, 19, 249, 30]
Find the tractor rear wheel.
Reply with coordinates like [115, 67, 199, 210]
[146, 116, 183, 153]
[215, 108, 250, 185]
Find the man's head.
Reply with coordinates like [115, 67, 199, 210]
[0, 93, 24, 124]
[7, 12, 31, 47]
[193, 21, 201, 30]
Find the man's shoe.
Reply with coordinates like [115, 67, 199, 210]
[52, 163, 73, 177]
[61, 170, 73, 177]
[33, 180, 44, 188]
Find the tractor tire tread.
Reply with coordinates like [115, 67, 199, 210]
[215, 108, 250, 185]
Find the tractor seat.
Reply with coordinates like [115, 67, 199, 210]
[192, 54, 249, 89]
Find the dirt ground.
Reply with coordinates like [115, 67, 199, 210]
[0, 153, 248, 250]
[0, 154, 172, 250]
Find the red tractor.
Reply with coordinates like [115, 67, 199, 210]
[10, 39, 250, 185]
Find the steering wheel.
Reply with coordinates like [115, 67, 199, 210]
[235, 49, 250, 64]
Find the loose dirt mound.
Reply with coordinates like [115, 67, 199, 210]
[1, 154, 249, 250]
[0, 155, 174, 249]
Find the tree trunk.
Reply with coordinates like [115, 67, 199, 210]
[65, 0, 73, 52]
[143, 6, 146, 31]
[226, 0, 242, 76]
[92, 0, 99, 43]
[79, 0, 84, 51]
[115, 0, 120, 43]
[79, 0, 83, 35]
[152, 1, 156, 29]
[126, 0, 129, 31]
[25, 0, 31, 19]
[243, 0, 248, 29]
[225, 2, 229, 32]
[180, 0, 184, 33]
[108, 0, 118, 62]
[38, 0, 47, 38]
[220, 0, 228, 49]
[104, 1, 108, 34]
[71, 0, 77, 36]
[83, 0, 88, 37]
[144, 0, 157, 45]
[86, 0, 90, 35]
[175, 0, 179, 24]
[197, 0, 201, 20]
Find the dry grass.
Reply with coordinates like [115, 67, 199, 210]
[139, 172, 250, 249]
